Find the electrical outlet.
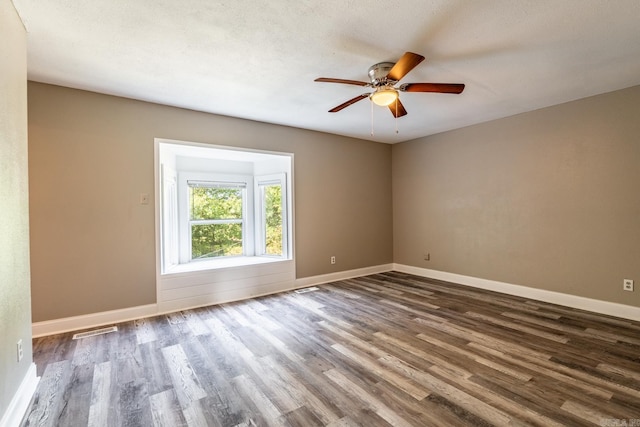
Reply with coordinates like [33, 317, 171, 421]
[330, 256, 336, 265]
[139, 193, 149, 205]
[17, 340, 23, 362]
[423, 253, 430, 261]
[623, 279, 634, 292]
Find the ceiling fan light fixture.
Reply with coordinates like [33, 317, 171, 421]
[370, 88, 398, 106]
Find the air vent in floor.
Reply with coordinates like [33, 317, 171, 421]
[72, 326, 118, 340]
[294, 286, 319, 294]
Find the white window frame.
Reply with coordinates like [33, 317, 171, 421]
[255, 173, 288, 259]
[161, 164, 179, 272]
[178, 172, 254, 263]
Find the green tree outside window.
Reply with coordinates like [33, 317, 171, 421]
[190, 186, 243, 258]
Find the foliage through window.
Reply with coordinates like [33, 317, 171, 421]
[189, 184, 244, 259]
[260, 182, 283, 256]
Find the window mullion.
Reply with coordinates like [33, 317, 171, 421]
[190, 219, 243, 226]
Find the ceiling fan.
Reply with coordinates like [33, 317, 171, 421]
[315, 52, 465, 118]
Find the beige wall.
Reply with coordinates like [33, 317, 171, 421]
[27, 74, 640, 323]
[393, 85, 640, 307]
[28, 82, 393, 322]
[0, 0, 33, 418]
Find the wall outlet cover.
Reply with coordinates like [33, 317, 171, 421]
[623, 279, 634, 291]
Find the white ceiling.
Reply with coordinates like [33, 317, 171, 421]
[12, 0, 640, 143]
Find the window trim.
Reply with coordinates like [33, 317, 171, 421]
[161, 164, 179, 271]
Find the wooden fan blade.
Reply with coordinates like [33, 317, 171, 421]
[388, 98, 407, 118]
[315, 77, 369, 86]
[400, 83, 465, 94]
[328, 94, 370, 113]
[387, 52, 425, 82]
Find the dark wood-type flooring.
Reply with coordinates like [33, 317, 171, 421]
[22, 272, 640, 426]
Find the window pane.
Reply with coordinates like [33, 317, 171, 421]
[191, 223, 243, 259]
[190, 186, 242, 220]
[263, 184, 282, 256]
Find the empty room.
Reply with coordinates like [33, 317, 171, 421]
[2, 0, 640, 426]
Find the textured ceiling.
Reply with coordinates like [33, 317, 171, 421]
[12, 0, 640, 143]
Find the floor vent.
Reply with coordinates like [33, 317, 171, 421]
[295, 286, 319, 294]
[72, 326, 118, 340]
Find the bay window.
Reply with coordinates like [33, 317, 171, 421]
[158, 140, 292, 274]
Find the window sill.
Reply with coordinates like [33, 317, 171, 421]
[162, 256, 288, 276]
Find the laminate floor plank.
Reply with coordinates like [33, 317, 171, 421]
[118, 378, 153, 427]
[56, 363, 93, 426]
[111, 322, 139, 361]
[323, 368, 413, 427]
[87, 361, 115, 427]
[330, 342, 431, 401]
[156, 312, 189, 348]
[114, 347, 145, 387]
[181, 397, 220, 427]
[376, 354, 514, 426]
[283, 405, 324, 427]
[134, 318, 158, 345]
[23, 272, 640, 426]
[413, 331, 534, 383]
[179, 338, 249, 427]
[420, 393, 494, 427]
[469, 372, 583, 426]
[369, 379, 443, 427]
[183, 310, 213, 337]
[160, 344, 207, 408]
[149, 388, 187, 427]
[22, 360, 73, 427]
[139, 341, 173, 396]
[206, 316, 306, 418]
[32, 333, 77, 376]
[259, 355, 343, 425]
[231, 374, 284, 426]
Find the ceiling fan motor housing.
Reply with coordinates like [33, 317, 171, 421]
[368, 62, 397, 86]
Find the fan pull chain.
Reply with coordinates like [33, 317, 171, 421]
[395, 98, 399, 134]
[370, 100, 374, 136]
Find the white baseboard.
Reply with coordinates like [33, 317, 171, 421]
[394, 264, 640, 322]
[32, 264, 394, 337]
[0, 363, 39, 427]
[32, 304, 158, 338]
[294, 264, 394, 288]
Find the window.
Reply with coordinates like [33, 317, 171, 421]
[158, 140, 292, 274]
[189, 181, 245, 259]
[178, 172, 255, 265]
[256, 174, 287, 257]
